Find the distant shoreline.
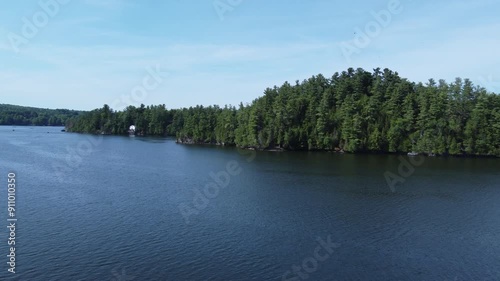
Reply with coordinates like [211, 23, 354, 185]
[5, 68, 500, 158]
[8, 125, 498, 158]
[1, 125, 65, 127]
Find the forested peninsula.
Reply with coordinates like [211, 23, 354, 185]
[64, 68, 499, 156]
[0, 104, 81, 126]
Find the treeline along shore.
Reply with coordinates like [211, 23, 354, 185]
[10, 68, 500, 157]
[0, 104, 81, 126]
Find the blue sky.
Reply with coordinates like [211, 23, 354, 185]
[0, 0, 499, 110]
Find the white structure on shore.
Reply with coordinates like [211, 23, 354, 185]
[129, 125, 136, 135]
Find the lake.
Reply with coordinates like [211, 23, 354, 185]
[0, 126, 499, 280]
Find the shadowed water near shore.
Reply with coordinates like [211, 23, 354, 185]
[1, 126, 499, 280]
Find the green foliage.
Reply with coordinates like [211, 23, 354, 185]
[66, 68, 500, 156]
[0, 104, 81, 126]
[66, 104, 174, 136]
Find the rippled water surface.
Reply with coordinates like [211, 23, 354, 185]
[0, 126, 499, 280]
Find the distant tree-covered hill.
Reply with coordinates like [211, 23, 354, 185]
[0, 104, 83, 126]
[66, 67, 500, 156]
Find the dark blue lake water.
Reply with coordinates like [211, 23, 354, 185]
[0, 126, 499, 280]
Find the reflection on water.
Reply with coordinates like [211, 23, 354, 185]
[0, 126, 499, 280]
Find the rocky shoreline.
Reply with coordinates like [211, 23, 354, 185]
[175, 138, 500, 158]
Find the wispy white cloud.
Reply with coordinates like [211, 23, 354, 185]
[1, 0, 498, 111]
[12, 41, 337, 72]
[329, 16, 500, 92]
[83, 0, 132, 9]
[0, 40, 339, 110]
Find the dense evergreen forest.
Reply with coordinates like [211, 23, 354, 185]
[0, 104, 82, 126]
[66, 68, 500, 156]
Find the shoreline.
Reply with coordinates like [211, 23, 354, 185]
[50, 130, 500, 159]
[174, 138, 500, 159]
